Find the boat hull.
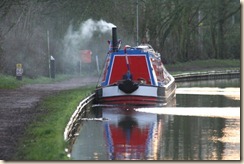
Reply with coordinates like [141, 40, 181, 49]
[95, 81, 176, 106]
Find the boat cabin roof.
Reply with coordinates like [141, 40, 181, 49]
[112, 43, 160, 59]
[136, 44, 154, 51]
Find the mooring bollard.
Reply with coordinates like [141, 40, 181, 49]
[50, 56, 55, 79]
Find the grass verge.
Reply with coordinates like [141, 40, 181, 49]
[0, 74, 76, 89]
[166, 59, 240, 75]
[14, 86, 94, 160]
[0, 74, 23, 89]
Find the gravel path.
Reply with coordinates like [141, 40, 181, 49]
[0, 76, 98, 160]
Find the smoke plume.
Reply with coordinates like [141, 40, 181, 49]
[63, 19, 116, 66]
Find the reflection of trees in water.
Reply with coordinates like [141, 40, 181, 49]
[177, 94, 240, 107]
[159, 115, 226, 160]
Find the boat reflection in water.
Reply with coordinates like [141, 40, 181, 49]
[103, 107, 162, 160]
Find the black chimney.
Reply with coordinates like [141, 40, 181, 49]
[112, 27, 118, 52]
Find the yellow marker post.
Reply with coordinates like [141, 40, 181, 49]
[16, 63, 23, 80]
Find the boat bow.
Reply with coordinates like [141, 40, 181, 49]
[95, 27, 176, 106]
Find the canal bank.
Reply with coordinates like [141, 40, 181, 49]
[174, 70, 240, 82]
[0, 77, 97, 160]
[14, 86, 95, 160]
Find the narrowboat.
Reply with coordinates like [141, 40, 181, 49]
[95, 27, 176, 106]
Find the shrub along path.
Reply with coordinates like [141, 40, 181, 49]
[0, 76, 98, 160]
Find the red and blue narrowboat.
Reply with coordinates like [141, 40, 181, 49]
[95, 27, 176, 106]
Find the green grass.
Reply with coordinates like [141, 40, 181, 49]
[14, 86, 95, 160]
[0, 74, 76, 89]
[166, 59, 240, 75]
[0, 74, 23, 89]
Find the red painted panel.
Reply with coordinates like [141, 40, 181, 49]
[80, 50, 92, 63]
[109, 55, 151, 84]
[100, 95, 159, 105]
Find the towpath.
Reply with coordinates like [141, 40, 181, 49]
[0, 76, 98, 160]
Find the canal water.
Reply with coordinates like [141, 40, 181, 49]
[71, 78, 240, 160]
